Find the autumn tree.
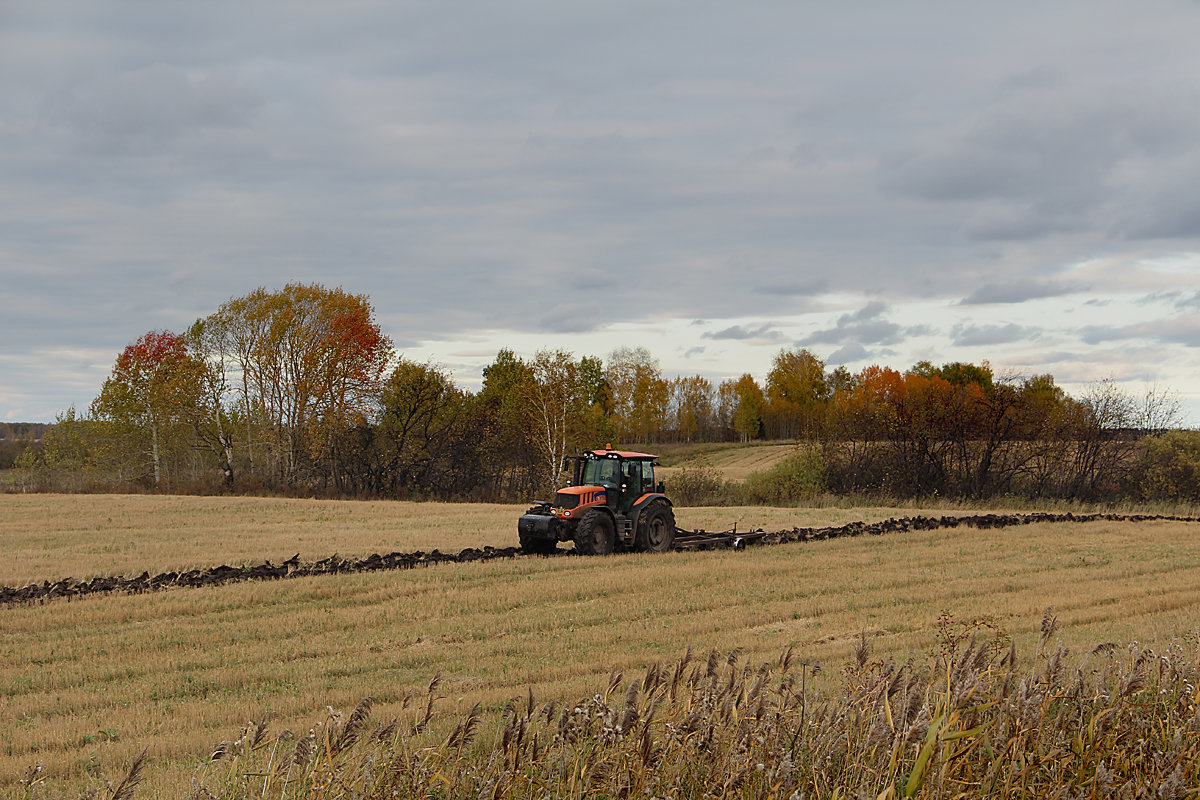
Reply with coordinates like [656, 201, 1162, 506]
[727, 374, 766, 442]
[765, 348, 828, 440]
[1012, 374, 1075, 497]
[715, 379, 740, 440]
[1059, 378, 1179, 499]
[476, 349, 539, 498]
[375, 359, 467, 496]
[526, 350, 590, 491]
[670, 375, 715, 442]
[91, 330, 207, 487]
[605, 346, 669, 444]
[185, 317, 237, 484]
[577, 355, 616, 446]
[1133, 430, 1200, 502]
[201, 284, 392, 485]
[823, 366, 905, 493]
[909, 360, 994, 393]
[15, 407, 115, 492]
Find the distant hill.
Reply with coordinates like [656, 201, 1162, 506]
[649, 440, 800, 483]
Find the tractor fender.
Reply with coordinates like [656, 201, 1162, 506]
[628, 493, 671, 529]
[633, 492, 672, 509]
[589, 504, 620, 526]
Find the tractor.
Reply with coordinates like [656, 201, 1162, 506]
[517, 449, 676, 555]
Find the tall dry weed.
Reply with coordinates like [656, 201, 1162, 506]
[173, 617, 1200, 799]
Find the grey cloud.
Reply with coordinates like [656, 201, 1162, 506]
[806, 320, 901, 346]
[683, 346, 705, 358]
[702, 324, 785, 342]
[1079, 326, 1122, 345]
[960, 280, 1080, 305]
[572, 271, 610, 292]
[4, 3, 1200, 422]
[1128, 316, 1200, 347]
[827, 343, 868, 364]
[843, 301, 888, 323]
[1175, 292, 1200, 311]
[537, 304, 608, 334]
[1137, 291, 1183, 306]
[1007, 350, 1087, 369]
[802, 301, 903, 347]
[1132, 291, 1200, 310]
[951, 322, 1032, 347]
[962, 204, 1081, 241]
[752, 277, 827, 296]
[46, 63, 262, 153]
[880, 82, 1200, 242]
[1079, 315, 1200, 347]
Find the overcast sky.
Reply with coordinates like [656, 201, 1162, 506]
[2, 2, 1200, 424]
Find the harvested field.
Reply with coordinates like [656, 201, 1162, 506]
[656, 441, 798, 482]
[3, 496, 1200, 797]
[0, 494, 933, 586]
[4, 510, 1191, 606]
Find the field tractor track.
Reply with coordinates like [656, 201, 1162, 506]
[4, 511, 1196, 607]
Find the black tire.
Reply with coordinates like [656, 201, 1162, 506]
[574, 509, 616, 556]
[636, 502, 676, 553]
[519, 529, 558, 555]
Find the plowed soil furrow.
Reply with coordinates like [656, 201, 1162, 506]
[5, 512, 1195, 606]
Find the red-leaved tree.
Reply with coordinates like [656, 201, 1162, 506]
[92, 330, 206, 487]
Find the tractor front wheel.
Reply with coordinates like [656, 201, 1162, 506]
[574, 509, 616, 556]
[637, 502, 676, 553]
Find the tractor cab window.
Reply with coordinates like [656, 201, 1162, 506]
[621, 460, 656, 495]
[621, 461, 641, 493]
[581, 457, 619, 489]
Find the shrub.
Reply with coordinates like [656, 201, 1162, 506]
[665, 462, 731, 505]
[1132, 430, 1200, 503]
[738, 448, 825, 505]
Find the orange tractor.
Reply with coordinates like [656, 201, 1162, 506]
[517, 449, 676, 555]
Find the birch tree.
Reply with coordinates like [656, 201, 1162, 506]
[527, 349, 587, 490]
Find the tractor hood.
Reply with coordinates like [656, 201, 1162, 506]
[553, 485, 605, 512]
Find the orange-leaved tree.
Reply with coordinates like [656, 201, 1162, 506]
[201, 284, 393, 486]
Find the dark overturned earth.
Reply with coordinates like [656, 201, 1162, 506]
[5, 512, 1196, 607]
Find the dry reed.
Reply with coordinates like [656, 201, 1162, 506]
[177, 615, 1200, 799]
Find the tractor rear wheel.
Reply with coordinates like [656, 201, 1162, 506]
[637, 502, 676, 553]
[574, 509, 616, 556]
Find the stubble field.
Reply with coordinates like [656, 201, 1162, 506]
[2, 494, 1199, 797]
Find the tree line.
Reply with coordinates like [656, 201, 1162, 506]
[0, 422, 45, 469]
[12, 283, 1198, 504]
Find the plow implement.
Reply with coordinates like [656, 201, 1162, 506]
[672, 528, 770, 550]
[4, 511, 1197, 607]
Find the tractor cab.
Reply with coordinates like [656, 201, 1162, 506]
[561, 449, 660, 514]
